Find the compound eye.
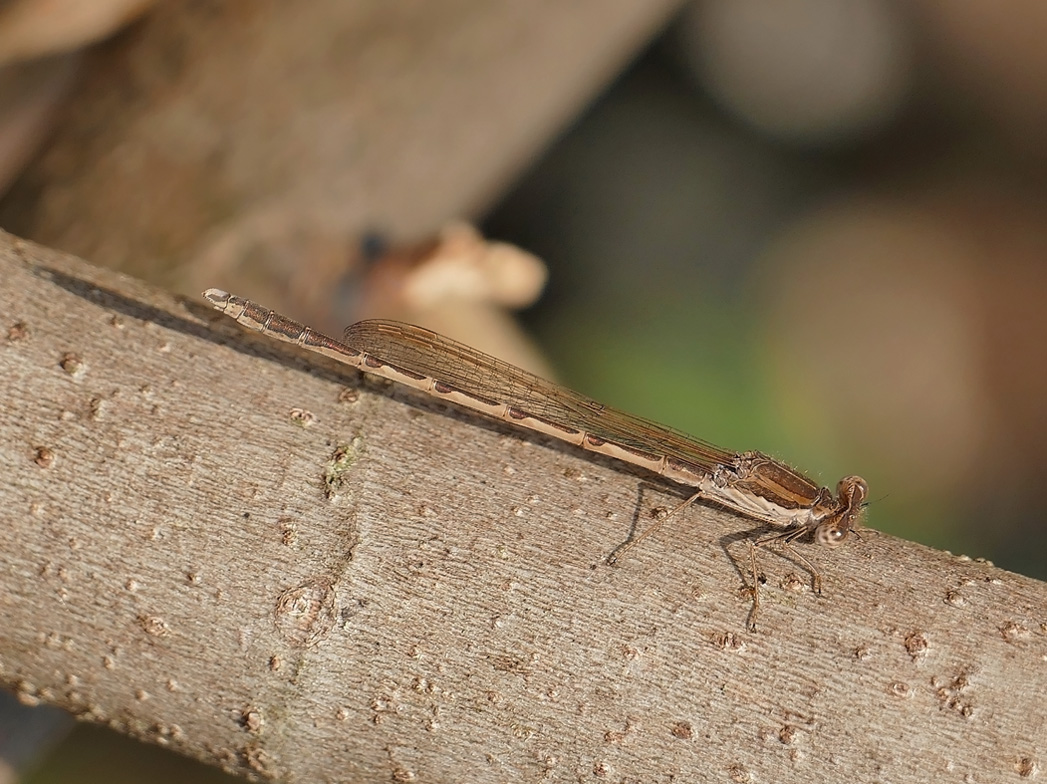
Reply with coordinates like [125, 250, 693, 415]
[817, 525, 847, 547]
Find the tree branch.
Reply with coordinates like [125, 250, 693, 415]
[0, 0, 684, 297]
[3, 233, 1046, 781]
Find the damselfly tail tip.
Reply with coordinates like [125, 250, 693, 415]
[202, 288, 231, 308]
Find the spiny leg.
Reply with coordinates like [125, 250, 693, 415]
[778, 536, 823, 594]
[747, 539, 762, 631]
[607, 490, 702, 566]
[747, 527, 820, 630]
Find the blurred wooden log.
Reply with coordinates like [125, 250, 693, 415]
[0, 0, 684, 306]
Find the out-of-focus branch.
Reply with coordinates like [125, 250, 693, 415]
[0, 0, 685, 316]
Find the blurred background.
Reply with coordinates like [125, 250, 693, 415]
[1, 1, 1046, 781]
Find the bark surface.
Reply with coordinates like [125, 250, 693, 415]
[2, 235, 1046, 782]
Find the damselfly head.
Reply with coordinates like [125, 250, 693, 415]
[838, 475, 869, 510]
[815, 475, 869, 547]
[815, 521, 849, 547]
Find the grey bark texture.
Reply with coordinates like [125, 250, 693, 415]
[3, 235, 1047, 782]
